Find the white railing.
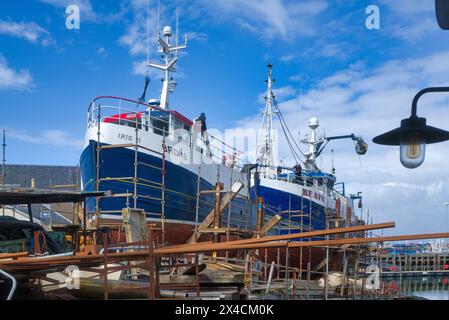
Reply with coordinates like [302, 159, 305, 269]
[87, 96, 245, 169]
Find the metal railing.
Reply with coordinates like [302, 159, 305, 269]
[87, 96, 245, 169]
[0, 269, 17, 300]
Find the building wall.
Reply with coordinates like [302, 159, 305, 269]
[1, 164, 80, 189]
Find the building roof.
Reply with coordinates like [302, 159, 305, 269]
[0, 188, 105, 205]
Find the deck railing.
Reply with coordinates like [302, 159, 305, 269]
[87, 96, 245, 169]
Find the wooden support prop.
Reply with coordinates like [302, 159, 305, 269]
[252, 214, 282, 238]
[147, 227, 155, 300]
[186, 181, 243, 244]
[122, 208, 147, 279]
[33, 231, 41, 255]
[256, 197, 265, 233]
[345, 207, 351, 227]
[102, 231, 109, 300]
[122, 208, 148, 243]
[213, 182, 224, 243]
[335, 199, 341, 229]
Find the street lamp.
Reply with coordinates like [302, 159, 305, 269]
[373, 87, 449, 168]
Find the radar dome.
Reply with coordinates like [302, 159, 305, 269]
[163, 26, 173, 37]
[308, 117, 319, 130]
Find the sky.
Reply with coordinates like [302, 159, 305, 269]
[1, 0, 449, 235]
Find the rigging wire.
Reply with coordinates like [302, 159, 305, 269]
[271, 93, 306, 165]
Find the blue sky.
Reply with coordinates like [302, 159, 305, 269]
[1, 0, 449, 234]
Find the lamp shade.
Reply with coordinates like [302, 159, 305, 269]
[372, 117, 449, 146]
[436, 0, 449, 30]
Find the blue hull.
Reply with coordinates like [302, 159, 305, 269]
[252, 184, 326, 235]
[80, 140, 248, 228]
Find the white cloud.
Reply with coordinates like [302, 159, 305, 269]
[97, 47, 106, 55]
[132, 59, 162, 78]
[381, 0, 434, 15]
[319, 43, 348, 59]
[232, 50, 449, 234]
[39, 0, 97, 21]
[0, 55, 33, 91]
[280, 54, 295, 62]
[7, 128, 83, 150]
[118, 0, 161, 57]
[184, 31, 208, 42]
[380, 0, 443, 42]
[118, 0, 192, 81]
[258, 85, 297, 104]
[119, 23, 149, 56]
[287, 0, 328, 15]
[197, 0, 328, 41]
[39, 0, 128, 24]
[0, 20, 52, 45]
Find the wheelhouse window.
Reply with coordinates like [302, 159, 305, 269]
[150, 111, 170, 136]
[173, 118, 191, 133]
[306, 178, 314, 187]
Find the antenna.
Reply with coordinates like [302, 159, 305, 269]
[331, 149, 335, 174]
[157, 0, 161, 35]
[148, 8, 188, 109]
[175, 7, 179, 57]
[146, 0, 150, 62]
[2, 129, 6, 188]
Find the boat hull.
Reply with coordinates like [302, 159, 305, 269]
[80, 140, 251, 244]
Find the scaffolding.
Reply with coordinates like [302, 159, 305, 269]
[87, 96, 250, 246]
[90, 97, 167, 243]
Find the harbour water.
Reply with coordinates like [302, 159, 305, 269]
[383, 276, 449, 300]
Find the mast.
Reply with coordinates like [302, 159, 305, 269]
[148, 25, 188, 109]
[2, 129, 5, 188]
[256, 63, 276, 177]
[304, 117, 320, 170]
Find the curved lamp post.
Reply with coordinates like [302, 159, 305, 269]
[373, 87, 449, 169]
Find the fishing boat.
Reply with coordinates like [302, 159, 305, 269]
[79, 25, 251, 244]
[250, 64, 369, 269]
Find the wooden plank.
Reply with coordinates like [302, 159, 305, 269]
[7, 230, 449, 274]
[288, 232, 449, 248]
[122, 208, 148, 280]
[197, 228, 250, 234]
[252, 214, 282, 238]
[169, 222, 396, 252]
[122, 208, 148, 243]
[0, 252, 29, 260]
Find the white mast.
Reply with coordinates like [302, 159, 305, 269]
[256, 63, 276, 177]
[148, 24, 188, 109]
[303, 117, 320, 170]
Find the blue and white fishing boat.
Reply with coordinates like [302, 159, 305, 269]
[250, 64, 368, 266]
[79, 26, 251, 244]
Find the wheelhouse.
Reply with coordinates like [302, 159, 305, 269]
[90, 96, 193, 138]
